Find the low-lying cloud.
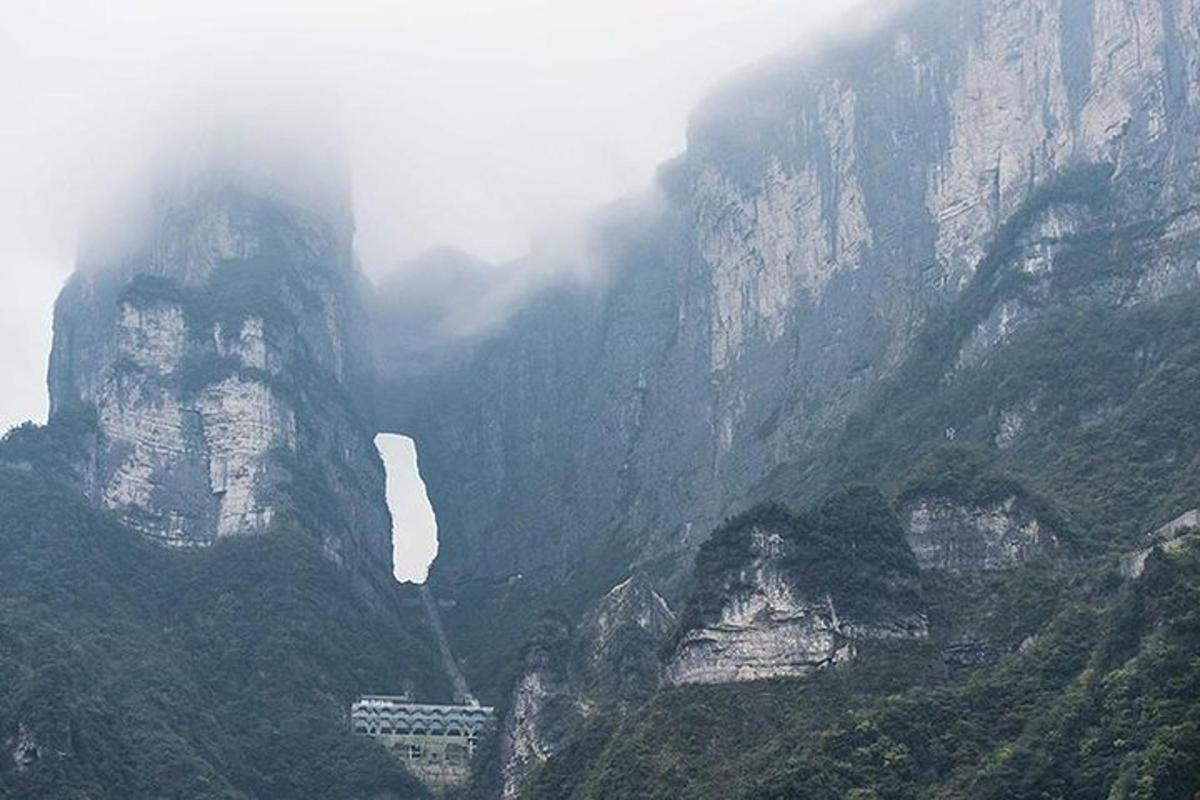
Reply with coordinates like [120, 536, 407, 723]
[0, 0, 884, 433]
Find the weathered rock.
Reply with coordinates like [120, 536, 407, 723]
[666, 510, 928, 686]
[586, 575, 675, 655]
[666, 534, 859, 685]
[940, 638, 1004, 668]
[1150, 508, 1200, 542]
[582, 573, 676, 696]
[5, 724, 40, 773]
[390, 0, 1200, 594]
[498, 670, 555, 800]
[1121, 508, 1199, 578]
[902, 496, 1057, 573]
[496, 614, 580, 800]
[48, 174, 393, 595]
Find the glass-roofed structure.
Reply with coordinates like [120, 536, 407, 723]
[351, 695, 496, 786]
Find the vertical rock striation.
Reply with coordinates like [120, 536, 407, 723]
[383, 0, 1200, 592]
[49, 174, 394, 594]
[901, 496, 1057, 573]
[665, 494, 928, 685]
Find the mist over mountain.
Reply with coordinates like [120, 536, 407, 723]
[4, 1, 1200, 799]
[0, 0, 873, 435]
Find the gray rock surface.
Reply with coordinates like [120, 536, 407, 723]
[495, 614, 578, 800]
[665, 524, 927, 686]
[902, 496, 1057, 572]
[386, 0, 1200, 592]
[585, 574, 676, 667]
[494, 574, 677, 795]
[1121, 507, 1200, 578]
[5, 724, 39, 773]
[48, 175, 394, 595]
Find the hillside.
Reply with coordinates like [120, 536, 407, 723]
[524, 535, 1200, 799]
[0, 423, 449, 799]
[3, 0, 1200, 797]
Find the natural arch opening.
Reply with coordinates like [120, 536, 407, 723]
[376, 433, 438, 584]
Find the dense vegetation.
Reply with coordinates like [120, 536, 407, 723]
[521, 537, 1200, 799]
[679, 487, 921, 636]
[785, 208, 1200, 553]
[474, 287, 1200, 797]
[492, 167, 1200, 799]
[0, 435, 447, 799]
[438, 528, 637, 707]
[7, 154, 1198, 800]
[815, 289, 1200, 551]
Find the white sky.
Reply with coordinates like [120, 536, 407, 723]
[0, 0, 868, 579]
[376, 434, 438, 582]
[0, 0, 868, 435]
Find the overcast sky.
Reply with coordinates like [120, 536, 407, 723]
[0, 0, 869, 578]
[0, 0, 872, 433]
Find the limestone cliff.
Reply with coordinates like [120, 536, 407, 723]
[666, 492, 928, 686]
[901, 495, 1058, 573]
[1121, 507, 1200, 578]
[494, 613, 580, 800]
[48, 175, 393, 594]
[488, 574, 677, 796]
[583, 573, 676, 695]
[666, 524, 925, 686]
[385, 0, 1200, 592]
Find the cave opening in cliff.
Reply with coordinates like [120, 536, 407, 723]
[376, 434, 439, 584]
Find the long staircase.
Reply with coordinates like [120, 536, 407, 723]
[419, 585, 478, 706]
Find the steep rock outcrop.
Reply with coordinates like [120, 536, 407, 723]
[48, 175, 393, 593]
[386, 0, 1200, 592]
[582, 573, 676, 696]
[488, 575, 676, 798]
[902, 495, 1057, 572]
[893, 449, 1063, 573]
[666, 493, 928, 685]
[495, 614, 580, 800]
[667, 526, 860, 685]
[1121, 507, 1200, 578]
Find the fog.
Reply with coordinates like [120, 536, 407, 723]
[0, 0, 873, 435]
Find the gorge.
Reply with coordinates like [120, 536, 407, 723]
[3, 0, 1200, 797]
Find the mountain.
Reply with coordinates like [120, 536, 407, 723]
[47, 173, 394, 600]
[1, 175, 452, 797]
[389, 0, 1200, 593]
[521, 536, 1200, 799]
[4, 0, 1200, 797]
[0, 432, 450, 798]
[367, 0, 1200, 794]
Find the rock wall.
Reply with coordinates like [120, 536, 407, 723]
[666, 524, 927, 686]
[902, 496, 1057, 572]
[492, 574, 677, 796]
[494, 614, 579, 800]
[48, 175, 394, 594]
[1121, 507, 1200, 578]
[388, 0, 1200, 592]
[580, 572, 677, 702]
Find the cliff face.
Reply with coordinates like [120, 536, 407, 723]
[489, 574, 676, 796]
[664, 492, 927, 686]
[493, 613, 580, 800]
[583, 573, 676, 689]
[901, 495, 1057, 573]
[390, 0, 1200, 591]
[666, 522, 927, 686]
[48, 177, 393, 593]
